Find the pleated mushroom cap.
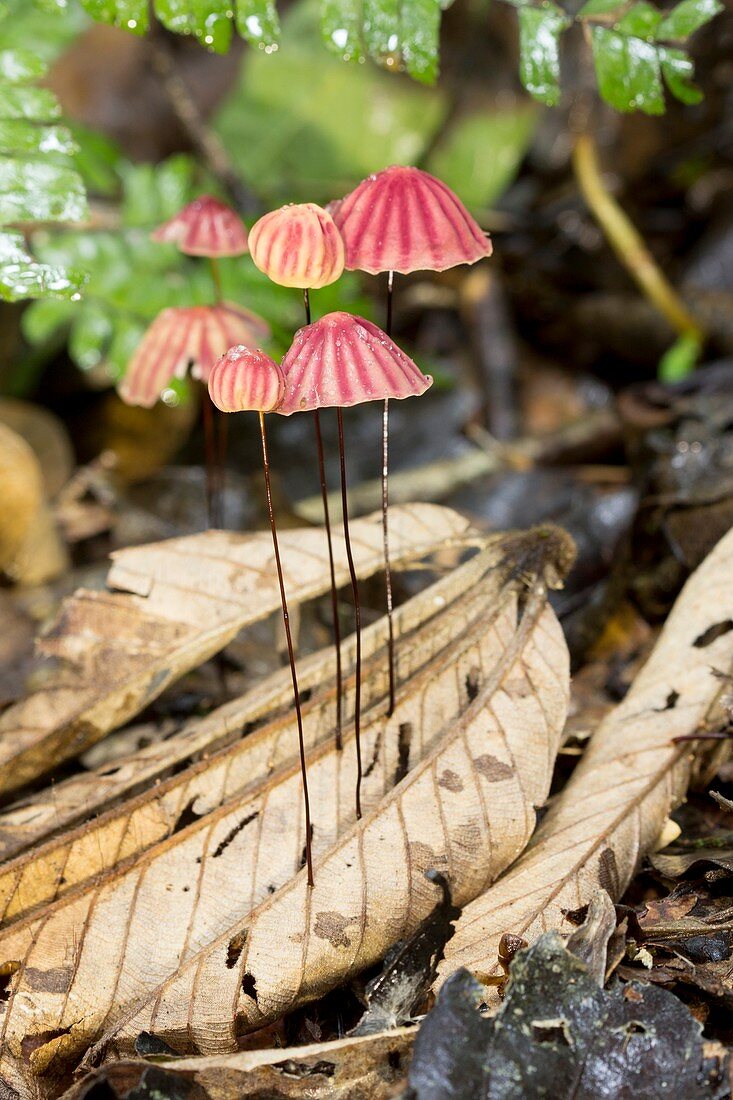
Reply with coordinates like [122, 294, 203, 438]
[331, 165, 492, 275]
[278, 311, 432, 416]
[118, 304, 270, 407]
[151, 195, 249, 257]
[208, 346, 285, 413]
[248, 203, 345, 289]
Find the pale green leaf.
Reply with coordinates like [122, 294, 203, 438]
[321, 0, 364, 61]
[577, 0, 628, 18]
[78, 0, 148, 33]
[401, 0, 442, 83]
[0, 120, 76, 157]
[428, 101, 539, 212]
[155, 0, 233, 51]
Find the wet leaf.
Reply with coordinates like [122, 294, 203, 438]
[659, 47, 704, 105]
[517, 4, 570, 107]
[62, 1030, 415, 1099]
[0, 525, 573, 1090]
[0, 44, 87, 301]
[411, 934, 721, 1099]
[590, 25, 665, 114]
[439, 525, 733, 996]
[657, 0, 723, 40]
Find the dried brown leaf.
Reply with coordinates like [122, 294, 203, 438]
[0, 504, 473, 798]
[0, 526, 572, 1095]
[438, 526, 733, 996]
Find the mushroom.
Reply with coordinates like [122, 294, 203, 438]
[208, 345, 315, 887]
[151, 195, 252, 528]
[279, 310, 432, 817]
[249, 202, 347, 750]
[331, 166, 492, 712]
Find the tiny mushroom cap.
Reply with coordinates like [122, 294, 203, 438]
[118, 304, 270, 408]
[208, 346, 285, 414]
[278, 311, 432, 416]
[248, 202, 345, 289]
[151, 195, 249, 257]
[331, 165, 492, 275]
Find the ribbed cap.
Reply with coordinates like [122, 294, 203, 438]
[152, 195, 249, 257]
[118, 304, 269, 407]
[208, 346, 285, 413]
[331, 166, 492, 274]
[249, 203, 345, 289]
[278, 311, 432, 415]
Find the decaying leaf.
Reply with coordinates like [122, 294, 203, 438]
[0, 504, 474, 798]
[81, 527, 570, 1067]
[61, 1029, 415, 1100]
[438, 525, 733, 995]
[0, 524, 572, 1095]
[409, 934, 725, 1099]
[0, 543, 505, 923]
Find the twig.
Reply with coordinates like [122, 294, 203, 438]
[150, 29, 260, 216]
[295, 406, 621, 521]
[572, 132, 701, 341]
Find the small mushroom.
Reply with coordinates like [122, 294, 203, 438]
[332, 166, 492, 713]
[150, 195, 253, 528]
[249, 201, 347, 750]
[208, 345, 315, 887]
[279, 311, 432, 817]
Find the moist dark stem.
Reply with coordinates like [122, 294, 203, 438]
[337, 408, 363, 819]
[259, 411, 314, 886]
[202, 394, 216, 528]
[305, 288, 343, 749]
[209, 257, 226, 526]
[383, 269, 396, 715]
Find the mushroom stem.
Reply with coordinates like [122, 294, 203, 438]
[209, 257, 226, 527]
[304, 288, 344, 752]
[383, 269, 396, 715]
[202, 393, 216, 528]
[336, 408, 363, 819]
[258, 410, 314, 886]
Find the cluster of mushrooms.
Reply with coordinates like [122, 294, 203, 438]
[119, 167, 492, 885]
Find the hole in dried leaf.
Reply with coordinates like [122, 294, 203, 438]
[388, 1050, 402, 1071]
[173, 798, 203, 834]
[656, 690, 679, 712]
[226, 930, 247, 969]
[395, 723, 412, 785]
[531, 1019, 572, 1047]
[465, 667, 480, 703]
[623, 1020, 648, 1035]
[694, 620, 733, 648]
[0, 961, 20, 1002]
[241, 972, 258, 1001]
[98, 765, 121, 778]
[274, 1059, 335, 1079]
[212, 811, 259, 858]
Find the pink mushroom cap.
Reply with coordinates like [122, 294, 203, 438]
[208, 346, 285, 414]
[117, 303, 270, 408]
[331, 165, 492, 275]
[278, 311, 432, 416]
[151, 195, 249, 257]
[248, 203, 345, 289]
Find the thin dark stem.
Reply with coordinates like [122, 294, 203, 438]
[337, 408, 362, 819]
[202, 394, 216, 528]
[383, 269, 396, 715]
[210, 257, 225, 528]
[305, 288, 343, 750]
[259, 411, 314, 887]
[313, 409, 343, 752]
